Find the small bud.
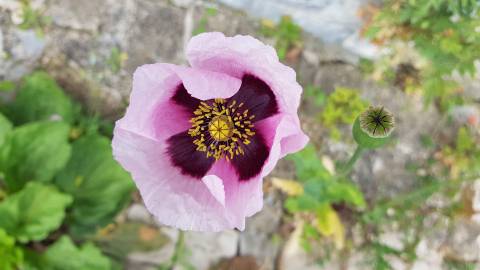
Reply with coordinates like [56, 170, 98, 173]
[359, 106, 395, 138]
[353, 106, 395, 149]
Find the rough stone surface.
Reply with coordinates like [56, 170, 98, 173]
[46, 0, 106, 32]
[127, 241, 176, 270]
[0, 23, 45, 80]
[183, 230, 239, 270]
[127, 203, 153, 224]
[411, 240, 444, 270]
[444, 219, 480, 262]
[239, 191, 283, 270]
[450, 105, 479, 127]
[217, 0, 378, 58]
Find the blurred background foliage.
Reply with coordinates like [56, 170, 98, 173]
[0, 72, 135, 269]
[362, 0, 480, 110]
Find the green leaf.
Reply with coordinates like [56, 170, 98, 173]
[55, 135, 134, 238]
[206, 7, 218, 16]
[456, 127, 475, 153]
[364, 26, 381, 39]
[287, 144, 331, 182]
[0, 113, 12, 148]
[321, 87, 368, 140]
[304, 179, 366, 207]
[305, 85, 326, 107]
[0, 121, 71, 192]
[285, 194, 321, 213]
[0, 228, 24, 270]
[326, 181, 366, 207]
[40, 236, 110, 270]
[6, 71, 74, 125]
[0, 182, 72, 243]
[0, 81, 15, 92]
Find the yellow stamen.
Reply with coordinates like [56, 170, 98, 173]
[187, 98, 256, 161]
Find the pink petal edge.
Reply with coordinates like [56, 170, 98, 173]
[186, 32, 302, 117]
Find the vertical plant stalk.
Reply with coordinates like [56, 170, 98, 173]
[339, 146, 365, 176]
[159, 230, 185, 270]
[170, 230, 185, 269]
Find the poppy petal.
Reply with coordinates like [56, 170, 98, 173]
[166, 131, 215, 179]
[170, 84, 200, 113]
[230, 130, 270, 181]
[165, 65, 241, 100]
[228, 74, 278, 122]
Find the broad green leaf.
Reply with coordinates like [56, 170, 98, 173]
[40, 236, 110, 270]
[326, 181, 366, 207]
[5, 71, 74, 125]
[285, 194, 320, 213]
[0, 228, 24, 270]
[0, 121, 71, 192]
[55, 135, 134, 238]
[304, 179, 366, 207]
[0, 182, 72, 243]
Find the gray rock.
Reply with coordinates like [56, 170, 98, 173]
[472, 180, 480, 224]
[449, 105, 479, 126]
[0, 28, 45, 80]
[218, 0, 378, 58]
[127, 203, 153, 224]
[302, 50, 320, 67]
[0, 27, 4, 57]
[128, 227, 237, 270]
[453, 61, 480, 101]
[444, 219, 480, 262]
[171, 0, 196, 8]
[411, 239, 443, 270]
[124, 0, 185, 72]
[127, 226, 179, 270]
[182, 230, 239, 270]
[239, 192, 283, 270]
[313, 63, 365, 93]
[127, 241, 176, 270]
[46, 0, 106, 32]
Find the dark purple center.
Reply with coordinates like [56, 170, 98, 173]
[166, 74, 278, 181]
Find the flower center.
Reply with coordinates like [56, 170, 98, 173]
[188, 98, 255, 161]
[208, 115, 233, 141]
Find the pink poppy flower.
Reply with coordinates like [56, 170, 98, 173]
[112, 32, 309, 231]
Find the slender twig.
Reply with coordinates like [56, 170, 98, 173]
[338, 146, 365, 177]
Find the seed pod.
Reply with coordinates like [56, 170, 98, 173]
[353, 106, 395, 149]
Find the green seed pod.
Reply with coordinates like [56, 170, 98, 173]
[353, 106, 395, 149]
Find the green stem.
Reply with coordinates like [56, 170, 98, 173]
[159, 230, 185, 270]
[339, 146, 365, 177]
[170, 230, 185, 269]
